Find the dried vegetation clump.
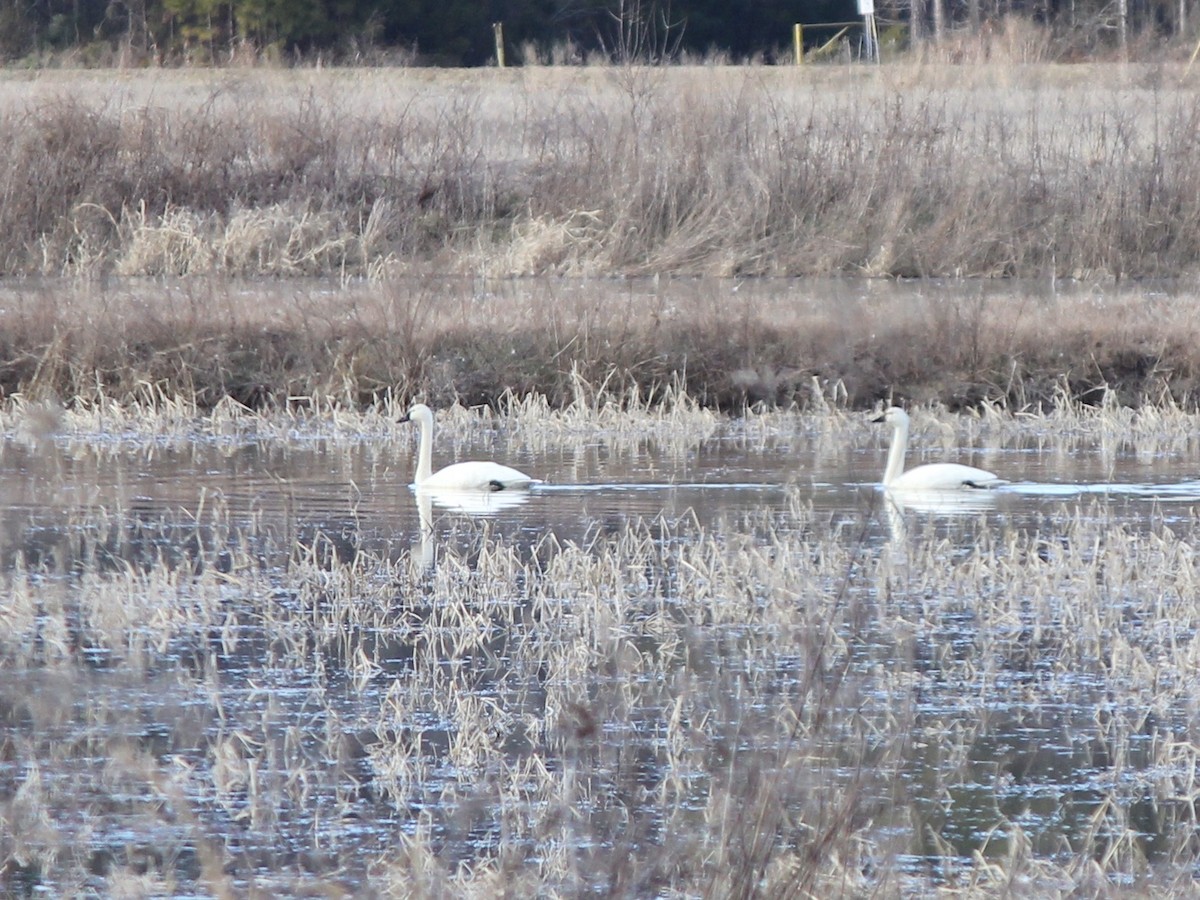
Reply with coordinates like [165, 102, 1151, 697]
[3, 65, 1200, 280]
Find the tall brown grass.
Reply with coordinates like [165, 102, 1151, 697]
[3, 277, 1200, 413]
[3, 65, 1200, 280]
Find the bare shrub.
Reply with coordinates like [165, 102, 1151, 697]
[927, 16, 1058, 64]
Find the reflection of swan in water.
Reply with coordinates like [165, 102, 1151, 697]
[412, 486, 533, 570]
[400, 403, 539, 491]
[879, 478, 1001, 551]
[416, 490, 435, 570]
[418, 486, 533, 515]
[883, 487, 1000, 515]
[873, 407, 1006, 492]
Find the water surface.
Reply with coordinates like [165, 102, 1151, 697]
[1, 411, 1198, 892]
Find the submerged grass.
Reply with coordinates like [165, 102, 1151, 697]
[2, 400, 1200, 894]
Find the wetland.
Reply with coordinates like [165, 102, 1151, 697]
[3, 388, 1200, 895]
[4, 62, 1200, 896]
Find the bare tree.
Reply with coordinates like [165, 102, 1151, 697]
[600, 0, 685, 63]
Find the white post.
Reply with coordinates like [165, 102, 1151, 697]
[493, 22, 505, 68]
[858, 0, 879, 62]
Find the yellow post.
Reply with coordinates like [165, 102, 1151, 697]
[493, 22, 505, 68]
[793, 23, 804, 64]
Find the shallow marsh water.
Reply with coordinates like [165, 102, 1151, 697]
[3, 402, 1200, 894]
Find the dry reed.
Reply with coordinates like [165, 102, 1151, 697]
[2, 66, 1200, 281]
[3, 277, 1200, 415]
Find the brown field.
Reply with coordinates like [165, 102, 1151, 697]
[6, 56, 1200, 900]
[5, 63, 1200, 281]
[2, 63, 1200, 411]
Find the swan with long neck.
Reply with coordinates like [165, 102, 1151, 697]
[400, 403, 537, 491]
[873, 407, 1005, 491]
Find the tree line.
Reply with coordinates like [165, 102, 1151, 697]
[0, 0, 1190, 65]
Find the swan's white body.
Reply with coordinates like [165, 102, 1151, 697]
[874, 407, 1005, 491]
[401, 403, 537, 491]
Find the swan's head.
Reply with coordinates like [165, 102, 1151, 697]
[872, 406, 910, 429]
[400, 403, 434, 427]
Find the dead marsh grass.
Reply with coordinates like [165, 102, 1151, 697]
[3, 452, 1200, 895]
[4, 276, 1200, 416]
[3, 65, 1200, 281]
[7, 63, 1200, 417]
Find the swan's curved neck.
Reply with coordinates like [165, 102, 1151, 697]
[415, 415, 434, 483]
[883, 419, 909, 486]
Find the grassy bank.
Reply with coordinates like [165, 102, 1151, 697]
[4, 64, 1200, 281]
[2, 277, 1199, 414]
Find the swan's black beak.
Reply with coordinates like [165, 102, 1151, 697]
[398, 410, 412, 423]
[870, 412, 886, 423]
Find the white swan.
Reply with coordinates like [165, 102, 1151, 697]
[400, 403, 538, 491]
[873, 407, 1005, 491]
